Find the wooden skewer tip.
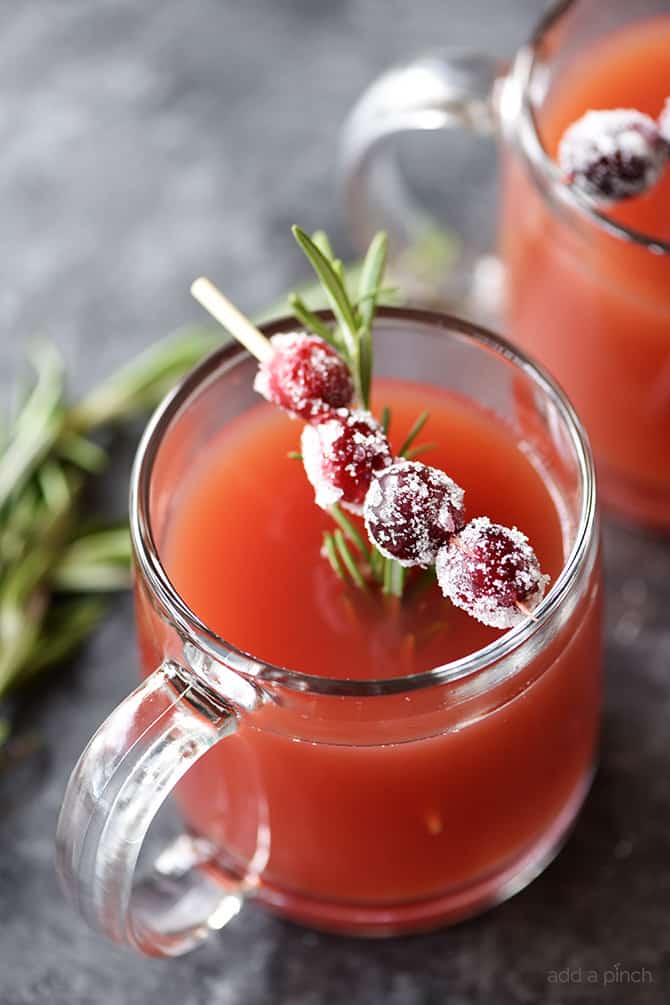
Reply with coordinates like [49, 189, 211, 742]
[189, 276, 274, 363]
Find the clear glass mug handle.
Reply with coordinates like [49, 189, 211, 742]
[56, 659, 268, 957]
[339, 50, 506, 294]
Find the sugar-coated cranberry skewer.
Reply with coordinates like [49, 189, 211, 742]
[191, 277, 549, 628]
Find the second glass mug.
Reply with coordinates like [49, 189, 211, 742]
[340, 0, 670, 530]
[56, 309, 602, 957]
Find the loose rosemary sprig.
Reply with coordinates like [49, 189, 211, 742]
[0, 329, 220, 751]
[290, 228, 434, 599]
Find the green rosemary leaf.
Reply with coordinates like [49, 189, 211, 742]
[0, 494, 32, 567]
[381, 556, 407, 598]
[403, 441, 438, 461]
[332, 258, 347, 292]
[357, 232, 389, 334]
[291, 227, 361, 396]
[287, 451, 303, 461]
[356, 232, 388, 407]
[398, 410, 430, 458]
[322, 531, 345, 581]
[311, 230, 336, 262]
[382, 556, 393, 595]
[52, 526, 132, 592]
[395, 564, 408, 596]
[37, 460, 72, 514]
[368, 544, 385, 584]
[0, 344, 65, 512]
[21, 597, 107, 678]
[330, 503, 369, 559]
[356, 285, 397, 307]
[333, 529, 367, 591]
[51, 562, 131, 593]
[358, 333, 373, 410]
[255, 260, 400, 327]
[380, 406, 391, 435]
[69, 327, 221, 432]
[57, 431, 108, 473]
[288, 293, 337, 346]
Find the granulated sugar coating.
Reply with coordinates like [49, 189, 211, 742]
[254, 332, 353, 419]
[436, 517, 550, 629]
[558, 108, 668, 202]
[301, 408, 392, 512]
[364, 460, 465, 567]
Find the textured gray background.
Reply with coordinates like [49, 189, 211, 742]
[1, 1, 669, 1003]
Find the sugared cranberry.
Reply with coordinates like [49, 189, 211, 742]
[558, 109, 668, 202]
[364, 460, 465, 567]
[435, 517, 549, 629]
[253, 332, 353, 419]
[301, 409, 392, 512]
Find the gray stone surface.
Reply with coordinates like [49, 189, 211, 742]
[1, 1, 669, 1002]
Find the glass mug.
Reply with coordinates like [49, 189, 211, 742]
[56, 309, 602, 957]
[340, 0, 670, 530]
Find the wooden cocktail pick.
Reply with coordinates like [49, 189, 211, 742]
[190, 277, 274, 363]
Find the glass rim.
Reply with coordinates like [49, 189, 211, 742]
[508, 0, 670, 256]
[130, 306, 597, 698]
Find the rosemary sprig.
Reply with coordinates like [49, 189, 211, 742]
[333, 529, 368, 592]
[0, 328, 221, 750]
[404, 441, 437, 461]
[288, 293, 335, 347]
[356, 232, 388, 406]
[322, 531, 345, 581]
[398, 410, 430, 458]
[330, 503, 369, 559]
[290, 229, 436, 601]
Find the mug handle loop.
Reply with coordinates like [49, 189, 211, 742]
[339, 50, 506, 254]
[56, 660, 268, 957]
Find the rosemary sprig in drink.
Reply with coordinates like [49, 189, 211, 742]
[288, 228, 433, 598]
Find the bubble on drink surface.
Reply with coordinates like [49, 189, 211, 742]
[301, 408, 392, 513]
[364, 460, 465, 567]
[558, 108, 668, 203]
[254, 332, 353, 419]
[435, 517, 549, 629]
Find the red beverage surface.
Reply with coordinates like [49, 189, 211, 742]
[501, 16, 670, 526]
[163, 381, 564, 678]
[136, 379, 601, 929]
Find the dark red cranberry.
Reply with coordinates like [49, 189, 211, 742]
[558, 109, 668, 202]
[301, 409, 392, 513]
[254, 332, 353, 419]
[363, 460, 465, 567]
[435, 517, 549, 629]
